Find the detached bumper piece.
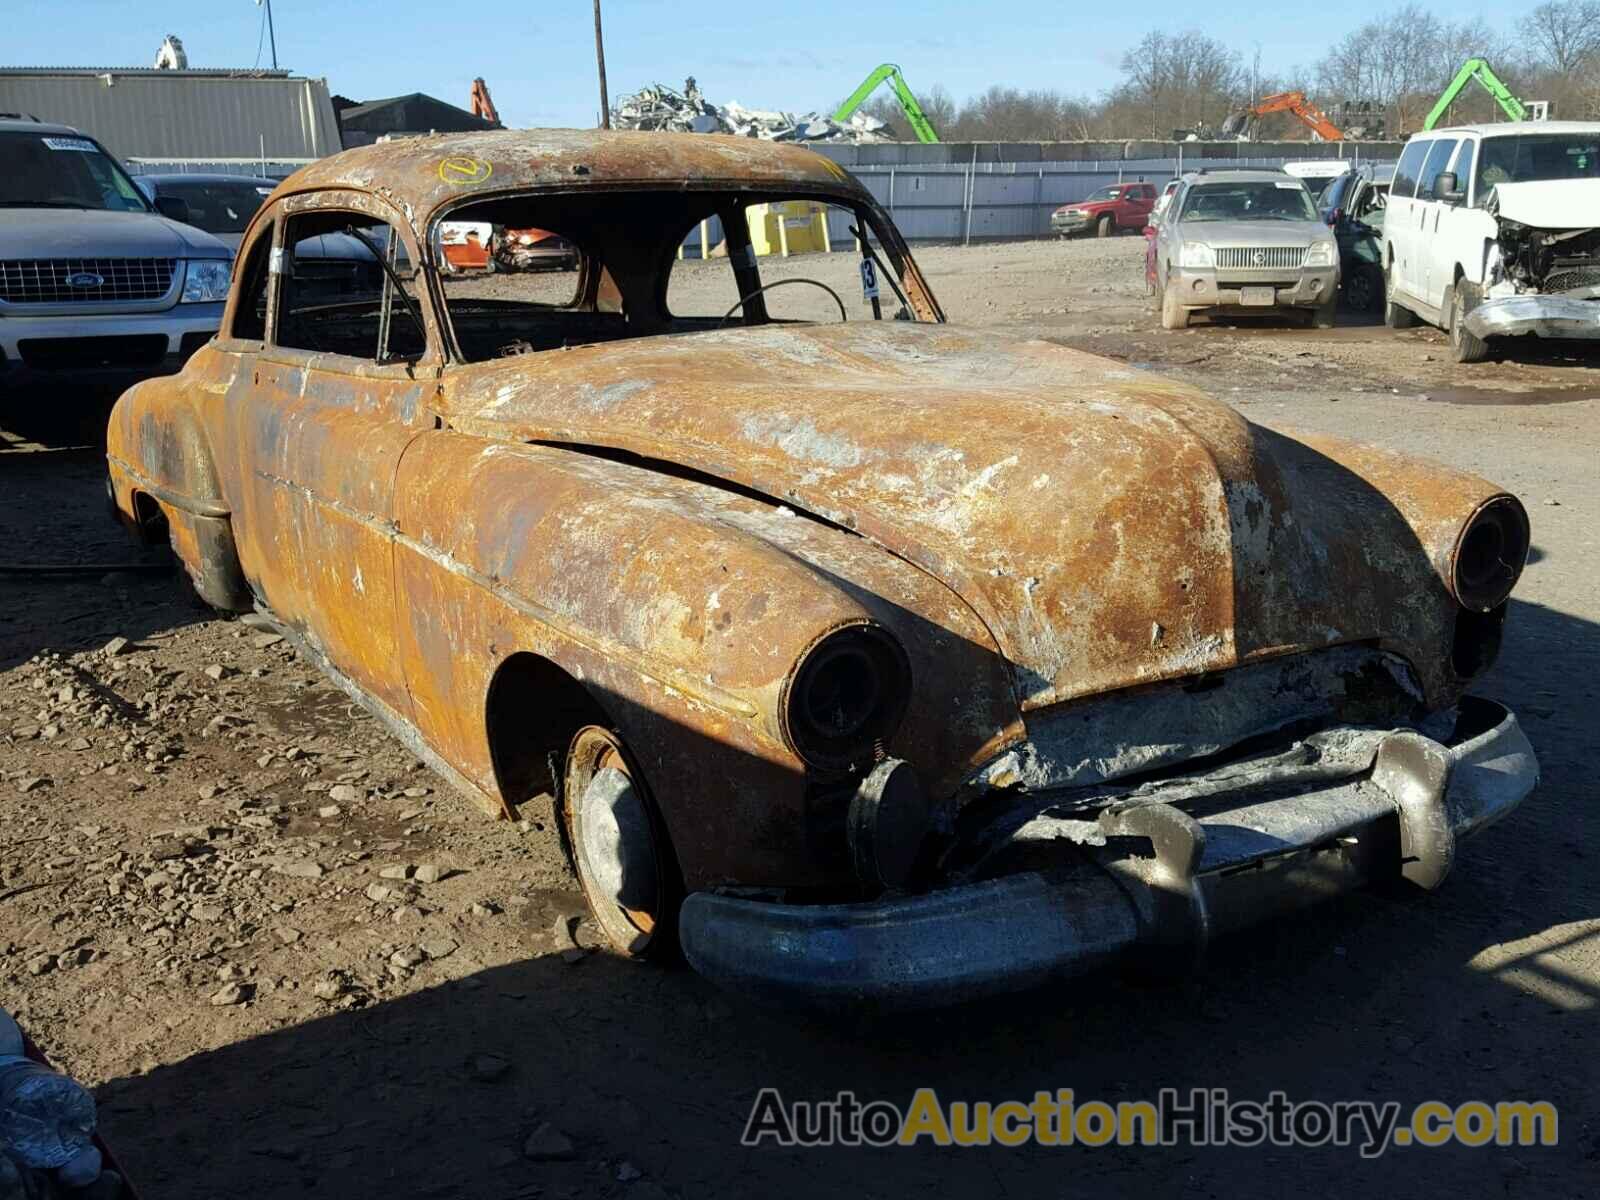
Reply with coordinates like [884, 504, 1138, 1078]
[1465, 294, 1600, 342]
[680, 699, 1537, 1009]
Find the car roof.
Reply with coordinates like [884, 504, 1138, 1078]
[140, 172, 277, 187]
[0, 117, 87, 137]
[1419, 120, 1600, 138]
[278, 128, 870, 228]
[1187, 170, 1303, 185]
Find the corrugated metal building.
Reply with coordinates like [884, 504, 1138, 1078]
[0, 67, 340, 174]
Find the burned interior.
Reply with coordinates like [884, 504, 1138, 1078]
[432, 187, 937, 362]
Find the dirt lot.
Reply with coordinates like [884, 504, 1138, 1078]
[2, 234, 1597, 1197]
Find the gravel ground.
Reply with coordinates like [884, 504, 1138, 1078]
[1, 234, 1597, 1197]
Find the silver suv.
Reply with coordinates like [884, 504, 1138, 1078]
[0, 117, 232, 387]
[1152, 169, 1339, 329]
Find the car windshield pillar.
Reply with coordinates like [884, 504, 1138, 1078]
[720, 202, 767, 325]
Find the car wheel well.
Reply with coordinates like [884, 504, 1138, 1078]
[130, 491, 170, 547]
[484, 652, 611, 818]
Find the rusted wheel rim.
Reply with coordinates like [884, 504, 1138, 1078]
[563, 726, 664, 956]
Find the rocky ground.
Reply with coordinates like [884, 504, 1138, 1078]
[2, 234, 1597, 1197]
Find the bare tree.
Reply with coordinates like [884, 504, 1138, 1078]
[1114, 30, 1248, 137]
[1520, 0, 1600, 72]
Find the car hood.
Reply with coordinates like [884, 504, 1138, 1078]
[441, 322, 1494, 710]
[1489, 178, 1600, 229]
[0, 208, 231, 260]
[1179, 219, 1329, 245]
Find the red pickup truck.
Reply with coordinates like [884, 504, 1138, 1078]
[1050, 182, 1157, 238]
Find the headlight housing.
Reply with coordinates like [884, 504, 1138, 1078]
[181, 259, 232, 303]
[1179, 242, 1215, 269]
[1305, 241, 1337, 268]
[1450, 495, 1530, 612]
[782, 624, 911, 773]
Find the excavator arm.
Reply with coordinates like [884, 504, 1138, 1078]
[833, 63, 941, 144]
[1247, 91, 1345, 141]
[470, 77, 501, 126]
[1424, 59, 1526, 130]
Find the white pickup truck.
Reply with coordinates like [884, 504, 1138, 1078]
[1382, 121, 1600, 362]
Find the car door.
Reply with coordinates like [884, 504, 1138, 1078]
[1386, 137, 1431, 301]
[1413, 136, 1460, 310]
[230, 191, 441, 723]
[1436, 137, 1484, 291]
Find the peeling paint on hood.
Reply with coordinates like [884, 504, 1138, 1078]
[441, 320, 1504, 712]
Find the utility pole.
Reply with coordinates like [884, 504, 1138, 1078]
[256, 0, 279, 71]
[593, 0, 611, 129]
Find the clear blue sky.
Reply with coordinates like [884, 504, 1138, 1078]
[8, 0, 1512, 128]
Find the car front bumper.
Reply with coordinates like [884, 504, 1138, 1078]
[1051, 213, 1092, 233]
[1464, 294, 1600, 342]
[0, 304, 222, 385]
[1171, 267, 1337, 310]
[680, 699, 1537, 1009]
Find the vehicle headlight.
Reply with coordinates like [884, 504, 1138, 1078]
[1179, 242, 1215, 269]
[781, 624, 911, 772]
[1305, 241, 1337, 268]
[181, 259, 232, 303]
[1450, 495, 1530, 612]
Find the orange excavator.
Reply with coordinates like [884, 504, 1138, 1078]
[470, 77, 500, 125]
[1221, 91, 1344, 141]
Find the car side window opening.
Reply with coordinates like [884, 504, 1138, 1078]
[275, 211, 426, 363]
[1392, 139, 1431, 198]
[1416, 139, 1460, 201]
[434, 190, 925, 364]
[230, 222, 273, 342]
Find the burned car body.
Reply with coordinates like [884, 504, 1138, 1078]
[1383, 123, 1600, 362]
[106, 130, 1537, 1008]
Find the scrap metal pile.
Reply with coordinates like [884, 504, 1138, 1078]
[612, 77, 890, 143]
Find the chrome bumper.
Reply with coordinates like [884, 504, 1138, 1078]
[0, 304, 222, 379]
[1172, 268, 1338, 310]
[1464, 294, 1600, 341]
[681, 700, 1537, 1009]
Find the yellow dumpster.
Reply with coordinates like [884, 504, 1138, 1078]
[745, 201, 831, 256]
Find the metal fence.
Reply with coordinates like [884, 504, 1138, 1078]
[838, 153, 1398, 244]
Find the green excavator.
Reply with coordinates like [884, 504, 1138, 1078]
[833, 63, 941, 143]
[1423, 58, 1548, 131]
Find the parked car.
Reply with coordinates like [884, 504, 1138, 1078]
[1382, 121, 1600, 362]
[108, 130, 1536, 1008]
[1321, 165, 1393, 312]
[1051, 182, 1157, 238]
[1152, 169, 1340, 329]
[1283, 158, 1351, 202]
[135, 173, 276, 254]
[0, 118, 232, 385]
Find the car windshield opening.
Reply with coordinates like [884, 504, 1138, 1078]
[1477, 134, 1600, 197]
[154, 179, 273, 234]
[0, 131, 150, 212]
[1084, 187, 1119, 203]
[433, 188, 930, 364]
[1181, 181, 1317, 223]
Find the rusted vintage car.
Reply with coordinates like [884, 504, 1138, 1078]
[106, 130, 1538, 1009]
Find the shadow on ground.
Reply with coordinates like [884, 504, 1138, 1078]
[81, 596, 1599, 1198]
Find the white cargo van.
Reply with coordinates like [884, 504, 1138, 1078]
[1382, 122, 1600, 362]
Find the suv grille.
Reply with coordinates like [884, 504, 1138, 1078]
[1215, 246, 1308, 271]
[0, 258, 178, 304]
